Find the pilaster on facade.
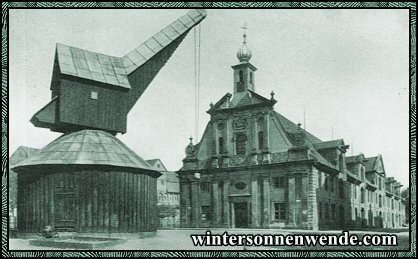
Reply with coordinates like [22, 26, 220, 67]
[307, 167, 319, 230]
[190, 181, 200, 228]
[222, 180, 230, 227]
[262, 177, 271, 228]
[212, 182, 220, 227]
[251, 179, 259, 227]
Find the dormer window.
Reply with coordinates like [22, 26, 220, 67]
[360, 167, 365, 181]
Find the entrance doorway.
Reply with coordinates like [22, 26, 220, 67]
[234, 202, 248, 228]
[54, 173, 75, 230]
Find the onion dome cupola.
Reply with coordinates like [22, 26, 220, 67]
[237, 23, 252, 63]
[185, 137, 196, 158]
[232, 22, 257, 95]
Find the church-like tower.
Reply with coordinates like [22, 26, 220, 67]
[232, 25, 257, 95]
[177, 24, 403, 231]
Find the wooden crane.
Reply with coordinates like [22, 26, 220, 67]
[31, 9, 207, 135]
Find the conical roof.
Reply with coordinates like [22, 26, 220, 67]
[11, 130, 159, 177]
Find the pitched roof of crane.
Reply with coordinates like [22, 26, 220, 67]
[11, 130, 157, 174]
[54, 9, 207, 89]
[55, 44, 131, 89]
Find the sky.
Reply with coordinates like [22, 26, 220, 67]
[9, 9, 410, 186]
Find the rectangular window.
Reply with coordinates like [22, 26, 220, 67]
[325, 203, 329, 219]
[200, 182, 210, 192]
[235, 133, 247, 155]
[274, 203, 286, 220]
[273, 176, 286, 188]
[91, 91, 98, 100]
[330, 176, 334, 192]
[324, 176, 328, 191]
[339, 180, 344, 198]
[258, 131, 264, 150]
[318, 172, 322, 188]
[201, 206, 211, 221]
[354, 185, 357, 199]
[319, 202, 323, 219]
[218, 137, 224, 154]
[331, 204, 336, 220]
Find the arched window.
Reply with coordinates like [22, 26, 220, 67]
[339, 180, 344, 198]
[379, 195, 382, 208]
[324, 176, 329, 191]
[360, 188, 365, 203]
[239, 70, 244, 82]
[258, 131, 264, 150]
[318, 171, 322, 187]
[235, 133, 247, 155]
[353, 185, 357, 199]
[218, 137, 224, 154]
[360, 167, 365, 181]
[249, 72, 253, 84]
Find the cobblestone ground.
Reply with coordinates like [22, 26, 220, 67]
[9, 228, 410, 251]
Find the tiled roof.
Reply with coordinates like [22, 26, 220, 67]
[146, 158, 168, 172]
[345, 169, 362, 184]
[313, 139, 344, 150]
[10, 146, 39, 166]
[165, 171, 180, 193]
[11, 130, 158, 175]
[345, 153, 367, 164]
[345, 155, 358, 164]
[308, 146, 337, 170]
[365, 156, 378, 172]
[147, 159, 160, 166]
[274, 112, 322, 144]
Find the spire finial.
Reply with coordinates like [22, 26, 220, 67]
[242, 22, 248, 44]
[237, 22, 252, 63]
[189, 136, 193, 144]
